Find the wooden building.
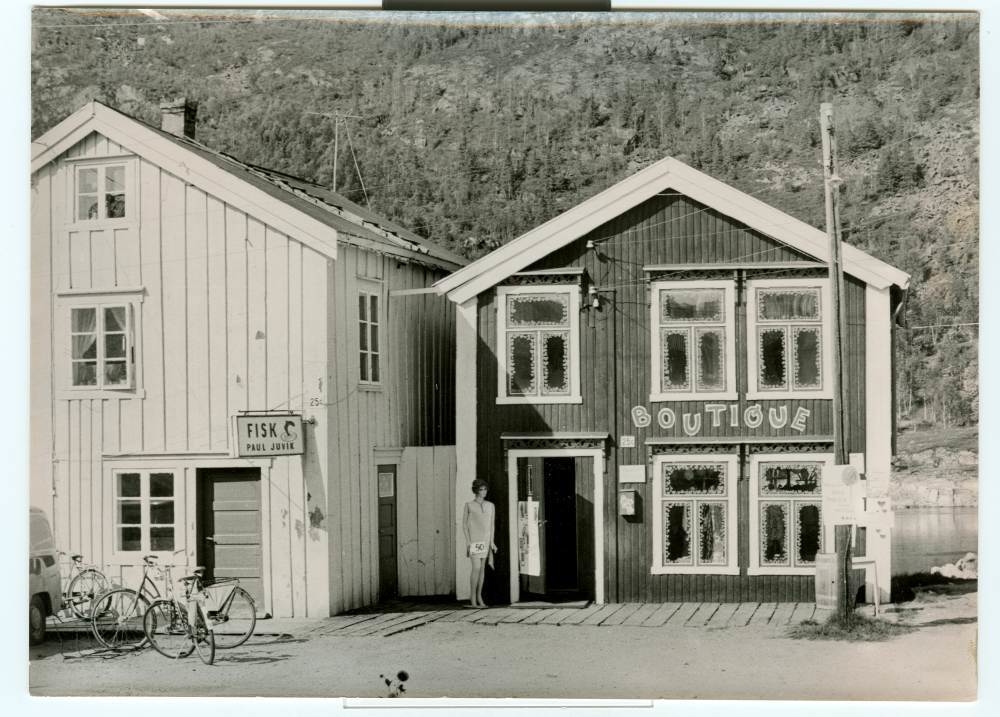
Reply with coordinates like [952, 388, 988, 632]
[30, 100, 464, 617]
[436, 157, 909, 605]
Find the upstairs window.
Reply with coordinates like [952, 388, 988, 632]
[75, 163, 127, 221]
[359, 291, 380, 384]
[747, 279, 832, 400]
[650, 280, 736, 401]
[70, 304, 133, 389]
[496, 285, 581, 404]
[651, 454, 739, 575]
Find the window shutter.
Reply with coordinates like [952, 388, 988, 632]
[126, 302, 135, 389]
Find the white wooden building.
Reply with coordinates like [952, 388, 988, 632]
[30, 100, 465, 617]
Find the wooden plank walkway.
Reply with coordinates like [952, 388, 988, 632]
[291, 602, 830, 638]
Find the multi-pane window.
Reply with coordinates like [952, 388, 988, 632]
[70, 305, 132, 388]
[652, 455, 739, 575]
[114, 471, 176, 554]
[747, 279, 830, 398]
[76, 163, 127, 221]
[497, 286, 581, 403]
[359, 291, 380, 384]
[650, 280, 736, 401]
[749, 454, 829, 574]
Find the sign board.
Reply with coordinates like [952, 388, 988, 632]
[377, 472, 395, 498]
[822, 464, 860, 524]
[235, 414, 304, 457]
[517, 500, 540, 576]
[619, 435, 636, 448]
[618, 464, 646, 484]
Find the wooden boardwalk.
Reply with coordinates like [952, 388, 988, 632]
[302, 601, 827, 638]
[48, 602, 829, 641]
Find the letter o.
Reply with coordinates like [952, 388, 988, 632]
[657, 407, 676, 430]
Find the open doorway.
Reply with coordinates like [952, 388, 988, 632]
[513, 454, 597, 603]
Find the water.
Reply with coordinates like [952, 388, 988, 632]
[892, 507, 979, 576]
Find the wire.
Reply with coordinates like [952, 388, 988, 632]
[344, 122, 371, 210]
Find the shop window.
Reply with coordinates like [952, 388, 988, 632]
[496, 285, 581, 404]
[75, 163, 128, 222]
[358, 290, 380, 384]
[749, 453, 832, 575]
[747, 279, 832, 399]
[650, 281, 736, 401]
[651, 455, 739, 575]
[68, 302, 134, 390]
[113, 470, 177, 555]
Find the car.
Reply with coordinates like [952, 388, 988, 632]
[30, 507, 62, 645]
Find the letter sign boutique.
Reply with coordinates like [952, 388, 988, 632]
[235, 414, 305, 457]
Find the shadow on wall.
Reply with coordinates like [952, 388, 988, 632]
[302, 420, 328, 540]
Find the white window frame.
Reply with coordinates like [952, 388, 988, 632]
[748, 452, 833, 576]
[650, 280, 737, 402]
[496, 284, 582, 405]
[57, 292, 142, 397]
[651, 453, 739, 576]
[68, 158, 135, 225]
[110, 469, 180, 560]
[746, 278, 833, 400]
[358, 288, 381, 386]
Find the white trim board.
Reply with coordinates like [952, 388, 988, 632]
[505, 448, 605, 605]
[435, 156, 909, 304]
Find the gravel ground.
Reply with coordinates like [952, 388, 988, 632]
[25, 592, 977, 702]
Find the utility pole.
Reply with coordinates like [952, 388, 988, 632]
[820, 102, 854, 621]
[820, 102, 849, 467]
[304, 111, 363, 194]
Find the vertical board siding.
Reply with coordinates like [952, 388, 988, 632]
[206, 197, 229, 452]
[161, 172, 188, 452]
[139, 160, 164, 453]
[40, 132, 458, 617]
[477, 191, 867, 603]
[185, 186, 210, 452]
[396, 446, 457, 597]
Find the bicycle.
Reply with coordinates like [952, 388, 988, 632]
[89, 553, 178, 651]
[202, 577, 257, 649]
[59, 552, 109, 620]
[143, 568, 215, 665]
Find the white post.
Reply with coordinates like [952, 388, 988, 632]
[454, 298, 478, 601]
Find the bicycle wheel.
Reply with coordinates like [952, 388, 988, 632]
[191, 609, 215, 666]
[143, 599, 195, 659]
[67, 569, 109, 620]
[90, 588, 149, 650]
[211, 586, 257, 649]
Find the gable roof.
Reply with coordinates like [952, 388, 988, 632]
[31, 101, 465, 271]
[434, 156, 909, 303]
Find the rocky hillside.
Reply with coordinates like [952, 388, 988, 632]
[891, 427, 978, 507]
[30, 9, 980, 428]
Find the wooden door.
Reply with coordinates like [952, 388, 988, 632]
[198, 468, 263, 612]
[376, 464, 398, 599]
[517, 456, 546, 596]
[573, 455, 596, 600]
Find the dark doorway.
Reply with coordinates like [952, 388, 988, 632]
[517, 455, 594, 602]
[376, 464, 398, 600]
[197, 468, 264, 612]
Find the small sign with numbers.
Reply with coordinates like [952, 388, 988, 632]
[619, 435, 636, 448]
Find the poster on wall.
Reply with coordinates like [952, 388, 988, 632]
[517, 500, 540, 576]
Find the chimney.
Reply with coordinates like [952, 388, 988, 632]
[160, 98, 198, 140]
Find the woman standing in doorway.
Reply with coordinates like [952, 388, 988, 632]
[463, 479, 496, 608]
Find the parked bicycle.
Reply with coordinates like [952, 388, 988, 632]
[142, 568, 216, 665]
[89, 553, 180, 650]
[59, 552, 109, 620]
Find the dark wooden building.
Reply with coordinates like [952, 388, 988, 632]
[436, 157, 908, 605]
